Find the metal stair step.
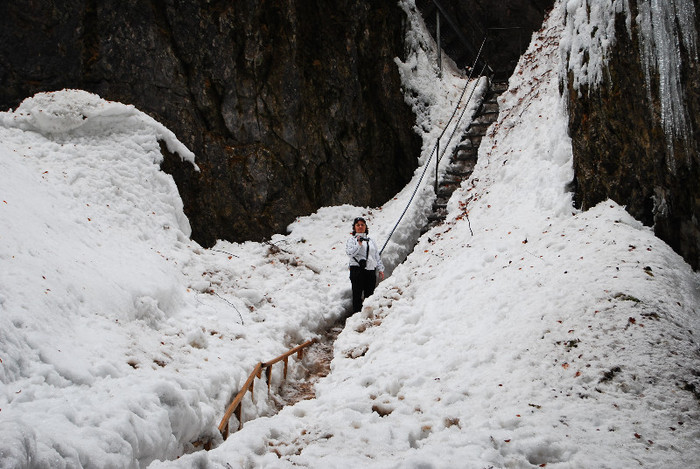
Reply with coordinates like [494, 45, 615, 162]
[446, 165, 473, 175]
[456, 140, 477, 151]
[473, 114, 497, 125]
[481, 102, 499, 114]
[437, 186, 460, 198]
[441, 173, 466, 184]
[490, 81, 508, 93]
[465, 135, 483, 147]
[448, 160, 476, 175]
[427, 212, 444, 222]
[465, 125, 488, 137]
[453, 146, 477, 158]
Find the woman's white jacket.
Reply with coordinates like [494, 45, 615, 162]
[346, 235, 385, 272]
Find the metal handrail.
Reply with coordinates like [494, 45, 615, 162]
[217, 338, 318, 440]
[379, 33, 490, 256]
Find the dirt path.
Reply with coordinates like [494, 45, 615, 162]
[271, 324, 343, 409]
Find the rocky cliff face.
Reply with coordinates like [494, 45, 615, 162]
[0, 0, 420, 246]
[564, 0, 700, 270]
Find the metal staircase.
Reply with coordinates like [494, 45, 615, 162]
[424, 79, 507, 231]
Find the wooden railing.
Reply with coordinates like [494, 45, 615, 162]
[217, 339, 317, 440]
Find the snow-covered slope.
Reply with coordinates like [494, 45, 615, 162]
[1, 1, 699, 468]
[0, 90, 370, 467]
[152, 3, 700, 468]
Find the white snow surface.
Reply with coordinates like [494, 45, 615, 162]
[2, 2, 699, 468]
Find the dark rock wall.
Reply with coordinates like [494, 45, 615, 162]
[416, 0, 554, 78]
[0, 0, 420, 246]
[565, 0, 700, 270]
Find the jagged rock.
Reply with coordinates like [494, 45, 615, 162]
[0, 0, 420, 246]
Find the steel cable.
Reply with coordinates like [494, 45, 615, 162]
[380, 36, 490, 255]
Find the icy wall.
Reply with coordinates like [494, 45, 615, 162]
[564, 0, 697, 164]
[637, 0, 698, 166]
[561, 0, 700, 269]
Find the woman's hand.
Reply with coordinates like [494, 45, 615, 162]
[379, 271, 385, 280]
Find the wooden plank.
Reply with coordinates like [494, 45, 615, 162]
[216, 339, 318, 438]
[262, 339, 316, 367]
[235, 403, 242, 430]
[217, 362, 262, 434]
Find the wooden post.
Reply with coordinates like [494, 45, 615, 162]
[235, 403, 242, 430]
[217, 341, 317, 439]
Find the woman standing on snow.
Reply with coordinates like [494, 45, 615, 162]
[346, 217, 385, 313]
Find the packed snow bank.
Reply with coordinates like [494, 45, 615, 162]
[154, 3, 700, 468]
[3, 89, 197, 167]
[0, 90, 209, 467]
[0, 90, 383, 467]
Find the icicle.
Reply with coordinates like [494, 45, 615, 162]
[562, 0, 698, 172]
[561, 0, 632, 94]
[637, 0, 698, 171]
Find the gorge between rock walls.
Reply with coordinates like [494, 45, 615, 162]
[2, 0, 699, 269]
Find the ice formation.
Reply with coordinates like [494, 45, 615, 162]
[561, 0, 698, 167]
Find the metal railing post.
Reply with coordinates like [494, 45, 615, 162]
[436, 11, 442, 77]
[435, 139, 440, 194]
